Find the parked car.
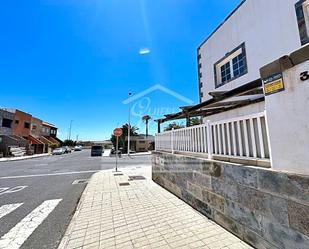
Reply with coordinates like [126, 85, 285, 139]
[74, 145, 82, 151]
[62, 146, 72, 153]
[52, 148, 65, 155]
[111, 148, 122, 157]
[91, 145, 103, 157]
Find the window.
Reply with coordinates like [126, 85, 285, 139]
[2, 118, 13, 128]
[214, 43, 247, 88]
[296, 0, 309, 45]
[32, 124, 37, 130]
[220, 61, 231, 83]
[24, 122, 30, 129]
[15, 120, 19, 124]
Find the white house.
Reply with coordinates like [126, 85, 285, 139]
[155, 0, 309, 172]
[197, 0, 309, 121]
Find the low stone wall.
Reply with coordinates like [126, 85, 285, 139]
[152, 151, 309, 249]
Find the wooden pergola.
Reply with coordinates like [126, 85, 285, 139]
[155, 79, 264, 133]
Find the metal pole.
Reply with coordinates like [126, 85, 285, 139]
[171, 128, 175, 154]
[68, 120, 73, 140]
[127, 92, 132, 155]
[116, 136, 119, 172]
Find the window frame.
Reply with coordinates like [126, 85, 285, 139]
[296, 0, 309, 45]
[2, 118, 13, 128]
[24, 122, 30, 129]
[214, 43, 248, 88]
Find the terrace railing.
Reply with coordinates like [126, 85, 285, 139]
[155, 111, 271, 163]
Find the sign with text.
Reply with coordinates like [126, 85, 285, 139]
[263, 73, 285, 96]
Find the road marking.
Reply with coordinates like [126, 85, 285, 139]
[0, 199, 62, 249]
[0, 170, 100, 179]
[0, 188, 9, 194]
[0, 186, 28, 196]
[0, 203, 23, 220]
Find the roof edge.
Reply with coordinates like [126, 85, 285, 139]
[198, 0, 247, 50]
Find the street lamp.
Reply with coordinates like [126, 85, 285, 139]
[68, 120, 73, 140]
[127, 92, 132, 155]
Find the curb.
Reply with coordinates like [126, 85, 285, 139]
[0, 154, 51, 163]
[57, 172, 99, 249]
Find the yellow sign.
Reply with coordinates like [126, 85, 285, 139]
[264, 79, 284, 95]
[263, 74, 285, 95]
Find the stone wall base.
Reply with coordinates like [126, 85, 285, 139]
[152, 151, 309, 249]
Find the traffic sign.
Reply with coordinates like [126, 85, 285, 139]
[113, 128, 123, 137]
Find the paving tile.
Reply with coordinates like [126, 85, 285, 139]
[58, 167, 253, 249]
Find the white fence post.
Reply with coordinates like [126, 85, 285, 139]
[171, 128, 175, 154]
[207, 120, 213, 160]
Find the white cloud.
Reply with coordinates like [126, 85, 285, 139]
[139, 48, 151, 55]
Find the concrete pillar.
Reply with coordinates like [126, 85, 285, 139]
[260, 45, 309, 175]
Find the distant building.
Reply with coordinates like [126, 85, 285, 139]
[0, 109, 14, 136]
[31, 117, 43, 138]
[135, 135, 154, 152]
[0, 108, 62, 156]
[5, 109, 32, 139]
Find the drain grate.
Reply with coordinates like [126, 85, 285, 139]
[119, 182, 130, 186]
[72, 179, 89, 185]
[114, 173, 123, 176]
[128, 175, 146, 181]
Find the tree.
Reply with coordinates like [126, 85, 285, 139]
[164, 122, 185, 131]
[110, 124, 139, 152]
[142, 115, 151, 137]
[63, 139, 75, 146]
[190, 117, 202, 126]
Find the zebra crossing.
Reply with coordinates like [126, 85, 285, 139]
[0, 199, 62, 249]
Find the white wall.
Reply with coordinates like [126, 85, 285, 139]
[265, 60, 309, 175]
[203, 102, 265, 123]
[200, 0, 302, 102]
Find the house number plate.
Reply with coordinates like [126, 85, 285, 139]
[300, 71, 309, 81]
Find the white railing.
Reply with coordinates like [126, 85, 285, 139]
[155, 111, 271, 161]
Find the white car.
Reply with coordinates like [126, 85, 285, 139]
[74, 145, 82, 151]
[52, 148, 65, 155]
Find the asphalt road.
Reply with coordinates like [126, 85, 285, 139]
[0, 150, 151, 249]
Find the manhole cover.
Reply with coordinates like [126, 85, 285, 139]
[128, 175, 146, 181]
[114, 173, 123, 176]
[119, 182, 130, 186]
[72, 179, 89, 185]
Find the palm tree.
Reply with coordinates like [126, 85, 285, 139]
[142, 115, 151, 137]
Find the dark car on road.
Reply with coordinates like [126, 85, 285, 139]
[91, 145, 103, 157]
[62, 146, 72, 154]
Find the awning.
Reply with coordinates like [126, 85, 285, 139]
[39, 136, 54, 145]
[28, 135, 44, 145]
[156, 79, 264, 123]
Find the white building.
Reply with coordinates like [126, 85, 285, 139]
[197, 0, 309, 120]
[156, 0, 309, 173]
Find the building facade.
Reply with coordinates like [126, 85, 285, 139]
[41, 122, 58, 137]
[0, 109, 14, 135]
[31, 117, 43, 138]
[198, 0, 309, 119]
[9, 109, 32, 139]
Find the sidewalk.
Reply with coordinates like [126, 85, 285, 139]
[0, 153, 51, 162]
[58, 166, 252, 249]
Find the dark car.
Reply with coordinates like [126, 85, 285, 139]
[61, 146, 72, 153]
[91, 145, 103, 157]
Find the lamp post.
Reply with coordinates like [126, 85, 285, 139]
[68, 120, 73, 140]
[127, 92, 132, 155]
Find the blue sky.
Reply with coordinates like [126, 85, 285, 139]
[0, 0, 241, 141]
